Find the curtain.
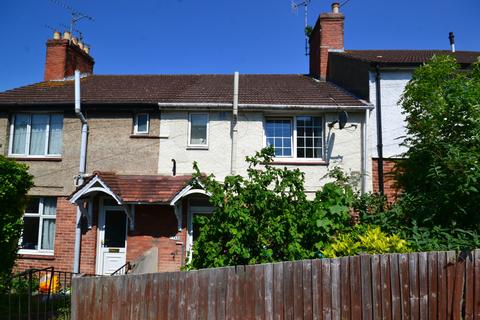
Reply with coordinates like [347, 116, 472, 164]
[30, 114, 48, 155]
[41, 219, 55, 250]
[190, 114, 208, 145]
[48, 114, 63, 154]
[12, 114, 29, 154]
[43, 198, 57, 215]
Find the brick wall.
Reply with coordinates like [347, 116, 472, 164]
[372, 158, 402, 203]
[126, 201, 188, 273]
[309, 11, 344, 79]
[44, 39, 94, 81]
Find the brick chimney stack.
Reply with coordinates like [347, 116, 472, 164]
[44, 31, 94, 81]
[309, 2, 344, 80]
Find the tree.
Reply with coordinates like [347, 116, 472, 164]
[397, 55, 480, 230]
[0, 156, 34, 282]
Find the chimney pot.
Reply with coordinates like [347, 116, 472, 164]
[83, 45, 90, 54]
[53, 31, 61, 40]
[332, 2, 340, 13]
[71, 37, 78, 45]
[78, 42, 84, 50]
[63, 31, 71, 40]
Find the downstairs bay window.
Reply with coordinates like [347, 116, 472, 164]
[9, 113, 63, 157]
[19, 197, 57, 254]
[265, 116, 324, 160]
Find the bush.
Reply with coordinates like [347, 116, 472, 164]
[0, 156, 34, 284]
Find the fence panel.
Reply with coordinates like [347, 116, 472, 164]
[71, 249, 480, 320]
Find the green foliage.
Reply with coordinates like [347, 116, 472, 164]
[304, 25, 313, 37]
[188, 147, 403, 269]
[322, 225, 410, 258]
[0, 156, 34, 281]
[397, 55, 480, 230]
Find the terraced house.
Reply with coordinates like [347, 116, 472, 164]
[0, 3, 478, 275]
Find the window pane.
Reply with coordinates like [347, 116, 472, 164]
[104, 211, 126, 248]
[30, 114, 48, 155]
[12, 114, 29, 154]
[296, 116, 322, 159]
[41, 219, 55, 250]
[48, 114, 63, 154]
[136, 114, 149, 133]
[43, 198, 57, 215]
[21, 217, 39, 250]
[26, 198, 40, 214]
[190, 114, 208, 145]
[265, 119, 292, 157]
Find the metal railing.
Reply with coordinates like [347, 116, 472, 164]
[110, 261, 133, 276]
[0, 267, 97, 320]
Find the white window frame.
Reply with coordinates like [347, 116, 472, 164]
[8, 113, 63, 157]
[264, 115, 325, 162]
[18, 197, 57, 256]
[133, 113, 150, 134]
[187, 113, 209, 148]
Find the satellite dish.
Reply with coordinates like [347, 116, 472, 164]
[338, 111, 349, 129]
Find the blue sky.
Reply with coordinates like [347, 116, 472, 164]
[0, 0, 479, 92]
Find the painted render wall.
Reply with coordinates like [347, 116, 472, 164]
[158, 110, 370, 195]
[369, 70, 413, 159]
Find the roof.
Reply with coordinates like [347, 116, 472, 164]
[331, 50, 480, 67]
[0, 74, 366, 107]
[73, 172, 194, 203]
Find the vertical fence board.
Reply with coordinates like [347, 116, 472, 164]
[398, 253, 410, 320]
[339, 257, 351, 320]
[186, 270, 198, 320]
[464, 251, 474, 320]
[350, 256, 362, 319]
[208, 268, 218, 320]
[283, 261, 295, 320]
[389, 255, 401, 320]
[255, 264, 266, 320]
[311, 259, 322, 320]
[148, 273, 159, 320]
[446, 251, 456, 319]
[293, 261, 304, 320]
[361, 254, 373, 320]
[474, 249, 480, 319]
[330, 259, 340, 320]
[235, 265, 246, 320]
[427, 251, 438, 320]
[178, 272, 187, 320]
[408, 253, 419, 320]
[217, 268, 227, 320]
[379, 254, 392, 320]
[302, 260, 313, 320]
[168, 272, 179, 320]
[418, 252, 428, 320]
[371, 255, 381, 320]
[197, 269, 209, 320]
[437, 252, 447, 320]
[273, 262, 284, 320]
[265, 263, 274, 320]
[246, 265, 256, 320]
[452, 254, 466, 320]
[225, 268, 235, 320]
[322, 259, 332, 320]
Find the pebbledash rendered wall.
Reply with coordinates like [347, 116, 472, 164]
[158, 110, 370, 196]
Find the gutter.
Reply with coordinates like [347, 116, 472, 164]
[158, 102, 373, 111]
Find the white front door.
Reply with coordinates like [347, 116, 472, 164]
[97, 204, 127, 275]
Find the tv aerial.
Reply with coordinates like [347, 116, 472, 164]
[291, 0, 311, 56]
[49, 0, 94, 44]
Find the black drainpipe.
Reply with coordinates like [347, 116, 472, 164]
[375, 64, 385, 196]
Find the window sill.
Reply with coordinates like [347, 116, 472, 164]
[186, 146, 209, 150]
[270, 159, 328, 166]
[8, 156, 62, 162]
[129, 134, 160, 139]
[17, 252, 55, 260]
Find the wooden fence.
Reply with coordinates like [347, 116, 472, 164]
[72, 250, 480, 319]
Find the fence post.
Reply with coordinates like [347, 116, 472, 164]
[27, 269, 32, 320]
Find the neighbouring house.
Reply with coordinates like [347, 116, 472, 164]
[0, 4, 372, 275]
